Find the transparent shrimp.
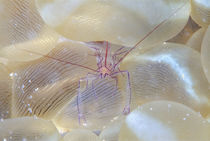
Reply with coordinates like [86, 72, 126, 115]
[75, 3, 187, 125]
[76, 41, 132, 125]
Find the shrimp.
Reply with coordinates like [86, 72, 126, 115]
[75, 3, 186, 125]
[10, 2, 187, 129]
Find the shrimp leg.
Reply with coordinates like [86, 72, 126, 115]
[111, 70, 131, 115]
[77, 73, 97, 125]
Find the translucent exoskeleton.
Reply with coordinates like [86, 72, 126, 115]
[76, 41, 132, 125]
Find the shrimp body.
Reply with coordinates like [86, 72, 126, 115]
[98, 66, 112, 77]
[77, 41, 132, 125]
[96, 42, 119, 77]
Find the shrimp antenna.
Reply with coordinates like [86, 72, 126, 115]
[114, 2, 188, 68]
[18, 48, 97, 72]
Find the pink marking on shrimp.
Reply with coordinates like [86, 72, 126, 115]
[105, 41, 109, 67]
